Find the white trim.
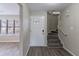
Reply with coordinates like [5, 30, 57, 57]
[26, 46, 30, 56]
[30, 42, 47, 46]
[58, 33, 64, 45]
[63, 46, 76, 56]
[58, 33, 76, 56]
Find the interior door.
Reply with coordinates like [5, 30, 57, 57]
[30, 16, 45, 46]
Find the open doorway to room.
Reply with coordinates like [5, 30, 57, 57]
[47, 11, 62, 47]
[0, 3, 20, 56]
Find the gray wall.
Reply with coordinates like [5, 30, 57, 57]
[58, 4, 79, 56]
[47, 13, 58, 33]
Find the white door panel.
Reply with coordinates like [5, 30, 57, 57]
[30, 16, 45, 46]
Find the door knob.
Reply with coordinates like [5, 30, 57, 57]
[42, 30, 44, 32]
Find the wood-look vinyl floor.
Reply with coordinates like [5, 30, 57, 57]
[27, 47, 72, 56]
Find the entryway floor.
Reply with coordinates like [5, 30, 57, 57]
[27, 47, 72, 56]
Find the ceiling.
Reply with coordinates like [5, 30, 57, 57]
[0, 3, 19, 15]
[27, 3, 71, 12]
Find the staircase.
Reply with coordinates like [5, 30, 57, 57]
[47, 31, 63, 48]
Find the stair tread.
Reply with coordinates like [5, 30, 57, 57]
[47, 37, 58, 39]
[48, 41, 60, 43]
[47, 39, 59, 41]
[47, 38, 60, 41]
[48, 45, 62, 46]
[47, 38, 59, 40]
[48, 35, 58, 37]
[47, 32, 63, 48]
[48, 34, 58, 36]
[48, 43, 62, 45]
[48, 46, 62, 48]
[48, 39, 60, 41]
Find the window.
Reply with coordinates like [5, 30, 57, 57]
[0, 20, 20, 34]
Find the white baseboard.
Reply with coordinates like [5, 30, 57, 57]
[26, 45, 30, 56]
[63, 46, 76, 56]
[30, 42, 47, 46]
[58, 34, 76, 56]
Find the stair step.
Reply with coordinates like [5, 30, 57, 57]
[48, 33, 58, 35]
[48, 34, 58, 36]
[48, 40, 60, 43]
[47, 38, 60, 42]
[47, 32, 63, 48]
[48, 43, 63, 47]
[47, 35, 58, 39]
[48, 42, 61, 45]
[48, 43, 62, 45]
[48, 45, 62, 48]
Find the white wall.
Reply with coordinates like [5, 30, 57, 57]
[47, 13, 58, 33]
[58, 4, 79, 56]
[30, 12, 47, 46]
[0, 3, 19, 15]
[20, 4, 30, 56]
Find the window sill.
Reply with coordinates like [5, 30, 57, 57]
[0, 40, 20, 42]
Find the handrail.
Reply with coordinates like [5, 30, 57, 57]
[58, 27, 67, 36]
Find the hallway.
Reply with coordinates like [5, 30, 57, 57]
[26, 3, 79, 56]
[27, 31, 72, 56]
[27, 47, 72, 56]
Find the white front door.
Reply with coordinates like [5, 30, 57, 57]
[30, 16, 46, 46]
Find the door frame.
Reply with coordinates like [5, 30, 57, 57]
[17, 3, 23, 56]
